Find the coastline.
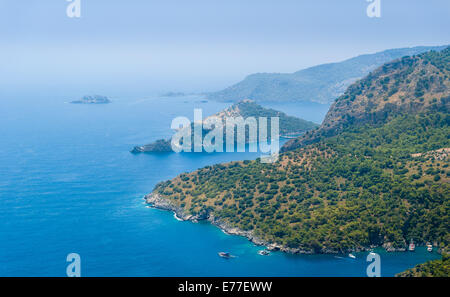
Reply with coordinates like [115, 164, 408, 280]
[145, 192, 410, 255]
[144, 192, 280, 250]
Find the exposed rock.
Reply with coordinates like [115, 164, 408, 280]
[383, 242, 407, 252]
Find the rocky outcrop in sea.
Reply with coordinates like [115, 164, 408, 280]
[70, 95, 111, 104]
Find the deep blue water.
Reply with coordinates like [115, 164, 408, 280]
[0, 95, 440, 276]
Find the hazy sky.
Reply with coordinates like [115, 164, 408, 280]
[1, 0, 449, 96]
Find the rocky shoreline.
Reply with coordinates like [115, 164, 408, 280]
[145, 192, 411, 254]
[145, 193, 281, 250]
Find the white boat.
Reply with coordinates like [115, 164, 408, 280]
[218, 252, 232, 259]
[348, 253, 356, 259]
[427, 244, 433, 252]
[408, 240, 415, 252]
[258, 250, 270, 256]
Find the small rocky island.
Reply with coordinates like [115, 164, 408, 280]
[132, 139, 172, 153]
[70, 95, 111, 104]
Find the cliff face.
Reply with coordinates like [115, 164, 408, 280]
[282, 48, 450, 153]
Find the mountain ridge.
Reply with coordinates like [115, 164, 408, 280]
[207, 45, 448, 104]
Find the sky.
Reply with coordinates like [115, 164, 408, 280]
[0, 0, 449, 97]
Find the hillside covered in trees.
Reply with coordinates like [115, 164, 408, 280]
[282, 47, 450, 152]
[132, 100, 318, 153]
[147, 48, 450, 256]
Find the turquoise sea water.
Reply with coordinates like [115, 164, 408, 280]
[0, 94, 440, 276]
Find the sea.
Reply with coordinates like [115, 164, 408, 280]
[0, 94, 440, 276]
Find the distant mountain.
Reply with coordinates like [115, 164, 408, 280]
[131, 100, 318, 153]
[70, 95, 111, 104]
[207, 45, 448, 104]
